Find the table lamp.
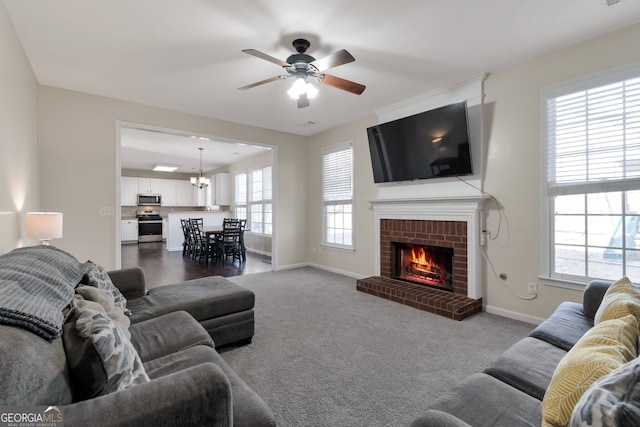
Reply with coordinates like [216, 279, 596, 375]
[26, 212, 63, 245]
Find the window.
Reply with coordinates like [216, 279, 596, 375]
[236, 166, 272, 235]
[543, 64, 640, 284]
[234, 173, 247, 221]
[322, 142, 354, 249]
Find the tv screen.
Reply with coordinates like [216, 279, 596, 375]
[367, 101, 472, 183]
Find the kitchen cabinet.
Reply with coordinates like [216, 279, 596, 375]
[138, 178, 162, 194]
[193, 186, 207, 207]
[121, 219, 138, 243]
[161, 179, 177, 206]
[213, 173, 230, 205]
[176, 180, 193, 206]
[121, 177, 138, 206]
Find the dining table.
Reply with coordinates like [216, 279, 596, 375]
[200, 226, 246, 262]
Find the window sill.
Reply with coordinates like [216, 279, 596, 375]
[320, 244, 355, 254]
[540, 276, 586, 292]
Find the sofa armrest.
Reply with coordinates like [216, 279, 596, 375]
[107, 267, 147, 299]
[583, 280, 613, 321]
[63, 362, 231, 426]
[410, 410, 472, 427]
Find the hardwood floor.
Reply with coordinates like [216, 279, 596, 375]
[121, 241, 272, 288]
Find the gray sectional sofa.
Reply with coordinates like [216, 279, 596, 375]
[410, 278, 640, 427]
[0, 246, 274, 426]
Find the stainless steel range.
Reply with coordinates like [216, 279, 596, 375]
[136, 210, 163, 243]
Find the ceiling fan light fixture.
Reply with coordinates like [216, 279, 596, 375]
[287, 77, 307, 99]
[287, 78, 318, 100]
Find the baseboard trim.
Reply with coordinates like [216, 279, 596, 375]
[484, 304, 544, 326]
[274, 262, 367, 280]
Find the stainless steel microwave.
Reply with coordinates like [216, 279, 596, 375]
[137, 194, 161, 206]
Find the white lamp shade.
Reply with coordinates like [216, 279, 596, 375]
[26, 212, 63, 241]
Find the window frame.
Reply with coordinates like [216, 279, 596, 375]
[321, 141, 355, 251]
[241, 165, 272, 236]
[540, 60, 640, 288]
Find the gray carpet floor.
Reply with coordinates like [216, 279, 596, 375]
[222, 267, 535, 427]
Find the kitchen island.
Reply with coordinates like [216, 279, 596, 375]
[166, 211, 230, 252]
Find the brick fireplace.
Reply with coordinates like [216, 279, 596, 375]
[357, 197, 486, 320]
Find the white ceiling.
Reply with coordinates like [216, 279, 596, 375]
[5, 0, 640, 168]
[120, 127, 271, 173]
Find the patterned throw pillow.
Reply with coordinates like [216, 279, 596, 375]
[81, 262, 131, 316]
[542, 315, 639, 427]
[594, 277, 640, 324]
[63, 297, 148, 401]
[570, 357, 640, 427]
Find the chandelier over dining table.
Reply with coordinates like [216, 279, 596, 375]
[191, 147, 210, 189]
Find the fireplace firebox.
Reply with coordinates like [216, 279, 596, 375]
[392, 242, 454, 291]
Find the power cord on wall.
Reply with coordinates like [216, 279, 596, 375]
[456, 176, 537, 300]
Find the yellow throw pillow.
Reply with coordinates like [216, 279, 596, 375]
[541, 314, 639, 427]
[594, 276, 640, 324]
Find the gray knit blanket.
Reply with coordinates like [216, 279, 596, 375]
[0, 246, 92, 340]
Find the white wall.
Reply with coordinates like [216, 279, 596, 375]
[482, 23, 640, 322]
[37, 86, 307, 270]
[0, 2, 38, 253]
[306, 116, 378, 278]
[305, 23, 640, 321]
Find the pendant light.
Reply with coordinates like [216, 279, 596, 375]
[190, 147, 210, 189]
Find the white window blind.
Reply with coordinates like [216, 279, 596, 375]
[322, 143, 353, 203]
[546, 76, 640, 197]
[322, 142, 353, 249]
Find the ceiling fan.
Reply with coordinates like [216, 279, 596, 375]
[239, 38, 366, 108]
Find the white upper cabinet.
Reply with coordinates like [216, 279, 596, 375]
[213, 172, 230, 205]
[161, 179, 177, 206]
[121, 177, 139, 206]
[176, 180, 193, 206]
[138, 178, 162, 194]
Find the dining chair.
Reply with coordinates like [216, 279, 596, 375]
[215, 227, 242, 265]
[180, 219, 193, 257]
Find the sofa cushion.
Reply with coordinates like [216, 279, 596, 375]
[542, 315, 639, 427]
[594, 276, 640, 324]
[63, 299, 149, 401]
[129, 311, 214, 362]
[127, 276, 254, 323]
[0, 324, 72, 405]
[529, 301, 592, 351]
[484, 337, 567, 400]
[570, 356, 640, 426]
[419, 373, 542, 427]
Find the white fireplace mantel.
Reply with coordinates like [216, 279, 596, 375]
[370, 196, 488, 300]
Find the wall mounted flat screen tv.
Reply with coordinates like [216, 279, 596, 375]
[367, 101, 472, 183]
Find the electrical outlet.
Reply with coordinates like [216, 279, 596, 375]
[99, 206, 115, 216]
[527, 282, 538, 297]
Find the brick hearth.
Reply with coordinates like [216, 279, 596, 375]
[357, 276, 482, 320]
[358, 217, 483, 320]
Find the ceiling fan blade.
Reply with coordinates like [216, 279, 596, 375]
[242, 49, 289, 67]
[297, 93, 310, 109]
[310, 49, 355, 73]
[319, 74, 366, 95]
[238, 76, 283, 90]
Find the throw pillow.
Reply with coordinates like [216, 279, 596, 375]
[541, 314, 639, 427]
[74, 287, 131, 340]
[594, 277, 640, 324]
[62, 297, 148, 401]
[81, 262, 131, 316]
[570, 357, 640, 427]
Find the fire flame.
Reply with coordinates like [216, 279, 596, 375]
[410, 247, 439, 269]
